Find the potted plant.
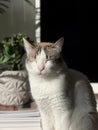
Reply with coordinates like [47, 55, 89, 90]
[0, 33, 32, 110]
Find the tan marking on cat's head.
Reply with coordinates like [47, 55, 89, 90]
[36, 42, 59, 60]
[24, 37, 64, 62]
[37, 42, 53, 47]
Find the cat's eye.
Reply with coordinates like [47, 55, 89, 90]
[46, 54, 48, 59]
[47, 55, 52, 60]
[29, 58, 34, 62]
[27, 55, 36, 62]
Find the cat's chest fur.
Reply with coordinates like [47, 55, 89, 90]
[29, 73, 66, 99]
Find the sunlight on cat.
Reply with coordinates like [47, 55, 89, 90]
[23, 37, 98, 130]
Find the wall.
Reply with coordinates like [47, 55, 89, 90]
[0, 0, 40, 42]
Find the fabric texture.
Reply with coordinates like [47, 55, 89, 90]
[0, 70, 31, 105]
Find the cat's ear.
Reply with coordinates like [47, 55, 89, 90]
[23, 38, 35, 57]
[54, 37, 64, 53]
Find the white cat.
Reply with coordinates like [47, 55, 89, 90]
[23, 37, 98, 130]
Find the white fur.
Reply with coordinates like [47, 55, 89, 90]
[26, 49, 98, 130]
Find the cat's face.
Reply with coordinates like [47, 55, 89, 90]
[23, 37, 64, 76]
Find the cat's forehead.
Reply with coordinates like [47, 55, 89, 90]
[36, 42, 54, 47]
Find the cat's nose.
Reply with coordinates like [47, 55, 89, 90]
[38, 65, 45, 72]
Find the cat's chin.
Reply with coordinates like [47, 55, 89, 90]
[37, 72, 47, 76]
[36, 71, 50, 77]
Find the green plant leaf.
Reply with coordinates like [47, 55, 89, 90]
[0, 32, 30, 70]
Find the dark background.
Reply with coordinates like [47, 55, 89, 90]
[41, 0, 98, 82]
